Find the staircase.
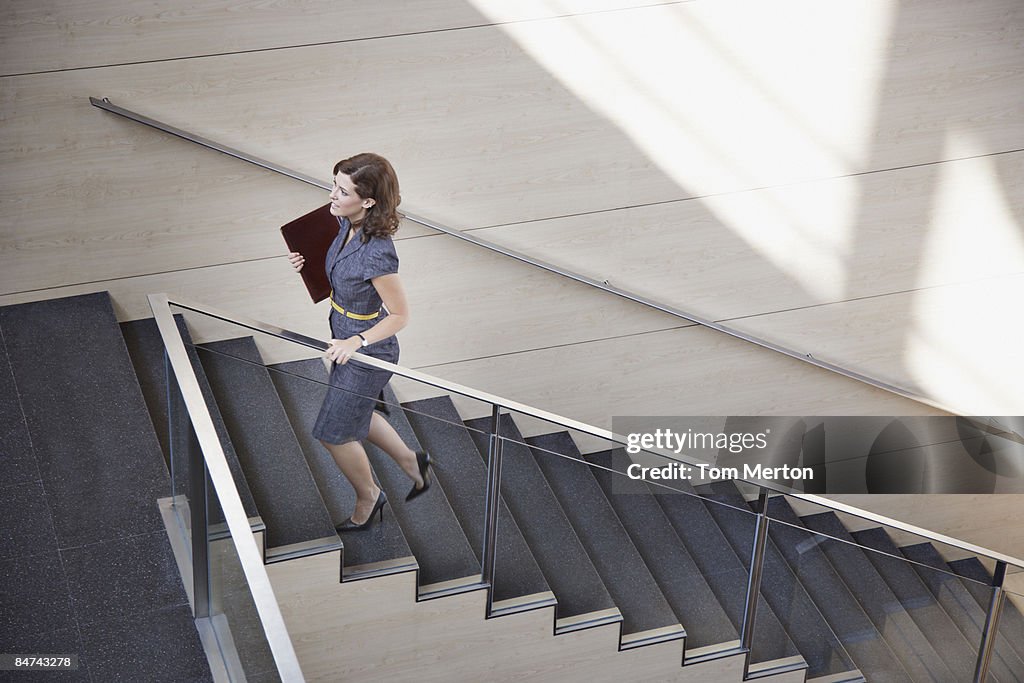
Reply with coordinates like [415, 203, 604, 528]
[3, 290, 1023, 682]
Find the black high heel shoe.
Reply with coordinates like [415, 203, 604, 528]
[336, 489, 387, 532]
[405, 451, 433, 502]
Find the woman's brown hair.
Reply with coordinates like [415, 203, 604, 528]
[333, 153, 401, 241]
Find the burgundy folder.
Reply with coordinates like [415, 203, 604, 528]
[281, 203, 341, 303]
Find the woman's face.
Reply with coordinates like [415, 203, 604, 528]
[329, 172, 374, 222]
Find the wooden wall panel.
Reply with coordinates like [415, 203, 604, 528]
[0, 0, 656, 76]
[469, 153, 1024, 416]
[472, 0, 1023, 203]
[1, 0, 1018, 450]
[5, 0, 1021, 301]
[477, 152, 1024, 321]
[0, 250, 946, 438]
[392, 325, 946, 433]
[1, 9, 677, 294]
[267, 551, 778, 682]
[727, 273, 1024, 415]
[0, 70, 444, 296]
[0, 234, 679, 369]
[7, 0, 1020, 293]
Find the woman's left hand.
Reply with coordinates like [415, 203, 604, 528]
[326, 337, 363, 365]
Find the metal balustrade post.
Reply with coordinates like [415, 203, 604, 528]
[166, 350, 178, 499]
[188, 421, 211, 619]
[481, 404, 505, 615]
[974, 561, 1008, 682]
[740, 488, 771, 673]
[152, 294, 303, 680]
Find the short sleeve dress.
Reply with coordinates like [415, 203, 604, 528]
[311, 216, 401, 445]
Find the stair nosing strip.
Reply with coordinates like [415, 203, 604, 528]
[265, 535, 343, 563]
[418, 574, 486, 601]
[344, 555, 419, 581]
[683, 638, 743, 664]
[489, 591, 558, 618]
[619, 623, 686, 650]
[555, 607, 623, 634]
[745, 655, 810, 679]
[803, 669, 866, 683]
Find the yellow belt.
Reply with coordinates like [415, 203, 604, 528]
[330, 293, 380, 320]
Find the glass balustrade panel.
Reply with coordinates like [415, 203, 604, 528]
[772, 492, 1007, 681]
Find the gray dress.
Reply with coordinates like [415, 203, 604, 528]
[311, 217, 400, 444]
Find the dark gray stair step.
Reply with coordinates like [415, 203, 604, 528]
[0, 293, 170, 547]
[651, 477, 801, 669]
[464, 415, 617, 625]
[693, 482, 856, 679]
[120, 317, 175, 470]
[526, 432, 682, 643]
[753, 494, 922, 682]
[900, 542, 1024, 681]
[120, 316, 260, 525]
[801, 511, 959, 682]
[588, 450, 745, 654]
[268, 358, 415, 578]
[401, 396, 550, 605]
[853, 526, 1015, 683]
[196, 337, 337, 556]
[365, 384, 480, 590]
[949, 556, 1024, 663]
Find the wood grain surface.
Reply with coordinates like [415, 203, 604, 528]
[266, 551, 784, 682]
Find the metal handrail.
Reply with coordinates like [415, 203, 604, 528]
[90, 95, 963, 417]
[162, 293, 1024, 573]
[150, 294, 304, 682]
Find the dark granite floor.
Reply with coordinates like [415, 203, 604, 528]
[0, 294, 212, 682]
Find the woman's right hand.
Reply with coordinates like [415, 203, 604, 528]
[288, 251, 305, 272]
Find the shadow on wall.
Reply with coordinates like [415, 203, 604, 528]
[464, 0, 1024, 415]
[845, 0, 1024, 415]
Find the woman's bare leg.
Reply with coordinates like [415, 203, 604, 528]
[320, 439, 381, 524]
[366, 412, 424, 490]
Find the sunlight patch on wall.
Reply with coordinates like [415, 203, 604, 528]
[918, 131, 1024, 287]
[905, 275, 1024, 415]
[905, 132, 1024, 414]
[469, 0, 895, 299]
[700, 181, 857, 301]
